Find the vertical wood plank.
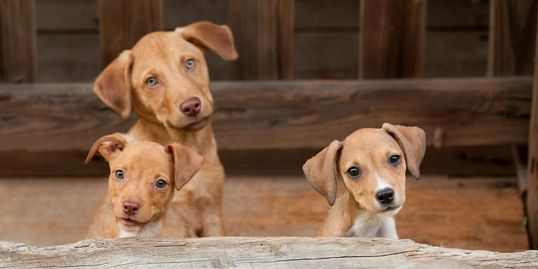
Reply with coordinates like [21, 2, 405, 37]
[228, 0, 294, 80]
[98, 0, 163, 68]
[359, 0, 426, 79]
[487, 0, 537, 249]
[527, 13, 538, 248]
[0, 0, 36, 82]
[488, 0, 537, 76]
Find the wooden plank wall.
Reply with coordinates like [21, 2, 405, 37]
[527, 2, 538, 249]
[228, 0, 294, 80]
[0, 0, 36, 82]
[359, 0, 426, 78]
[98, 0, 163, 67]
[32, 0, 491, 82]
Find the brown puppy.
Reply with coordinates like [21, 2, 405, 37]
[92, 21, 237, 236]
[303, 123, 426, 239]
[85, 133, 204, 238]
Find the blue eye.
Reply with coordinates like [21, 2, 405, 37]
[155, 179, 167, 189]
[145, 76, 159, 88]
[185, 59, 195, 70]
[347, 167, 361, 179]
[389, 155, 401, 165]
[115, 169, 125, 180]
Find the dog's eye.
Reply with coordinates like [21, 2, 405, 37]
[155, 179, 167, 189]
[347, 167, 361, 179]
[115, 170, 125, 180]
[389, 154, 401, 165]
[145, 76, 159, 87]
[185, 59, 195, 71]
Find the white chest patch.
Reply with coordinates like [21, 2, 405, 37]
[346, 211, 382, 237]
[118, 220, 163, 238]
[346, 212, 398, 239]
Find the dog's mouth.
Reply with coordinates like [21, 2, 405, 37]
[184, 116, 210, 131]
[378, 205, 403, 216]
[117, 217, 143, 228]
[167, 116, 210, 132]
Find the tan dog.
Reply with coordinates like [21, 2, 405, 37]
[92, 21, 237, 236]
[85, 133, 204, 238]
[303, 123, 426, 239]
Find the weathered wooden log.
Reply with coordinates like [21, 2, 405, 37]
[0, 237, 536, 268]
[0, 77, 532, 152]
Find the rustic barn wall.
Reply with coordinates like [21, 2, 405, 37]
[34, 0, 491, 82]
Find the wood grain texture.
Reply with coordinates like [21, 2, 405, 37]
[0, 236, 535, 268]
[0, 78, 532, 152]
[488, 0, 537, 77]
[359, 0, 426, 78]
[98, 0, 163, 68]
[228, 0, 294, 80]
[0, 176, 527, 251]
[527, 12, 538, 249]
[0, 0, 36, 82]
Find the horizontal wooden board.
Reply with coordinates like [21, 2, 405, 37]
[295, 0, 489, 30]
[0, 78, 531, 152]
[0, 176, 527, 252]
[0, 236, 534, 268]
[0, 145, 517, 177]
[426, 31, 489, 78]
[36, 31, 489, 82]
[36, 34, 100, 82]
[34, 0, 490, 32]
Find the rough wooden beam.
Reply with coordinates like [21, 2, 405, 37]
[359, 0, 426, 78]
[527, 10, 538, 249]
[0, 0, 36, 82]
[98, 0, 163, 67]
[0, 78, 532, 152]
[228, 0, 294, 79]
[0, 237, 536, 268]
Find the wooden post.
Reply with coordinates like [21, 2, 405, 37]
[0, 0, 36, 82]
[528, 11, 538, 250]
[359, 0, 426, 79]
[98, 0, 163, 68]
[487, 0, 538, 248]
[228, 0, 294, 80]
[488, 0, 537, 77]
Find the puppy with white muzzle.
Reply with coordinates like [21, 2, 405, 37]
[303, 123, 426, 239]
[84, 133, 204, 238]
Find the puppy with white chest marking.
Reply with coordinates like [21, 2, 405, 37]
[84, 133, 203, 239]
[303, 123, 426, 239]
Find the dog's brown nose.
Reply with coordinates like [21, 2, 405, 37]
[180, 97, 201, 117]
[376, 188, 395, 205]
[123, 201, 139, 215]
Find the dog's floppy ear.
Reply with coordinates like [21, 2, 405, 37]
[302, 140, 342, 206]
[176, 21, 238, 61]
[166, 144, 204, 191]
[93, 50, 133, 119]
[85, 133, 129, 164]
[382, 123, 426, 179]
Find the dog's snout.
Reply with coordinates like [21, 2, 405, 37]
[375, 188, 395, 205]
[180, 97, 202, 117]
[123, 201, 139, 215]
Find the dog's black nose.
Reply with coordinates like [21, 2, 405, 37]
[123, 201, 139, 215]
[180, 97, 201, 117]
[375, 188, 395, 205]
